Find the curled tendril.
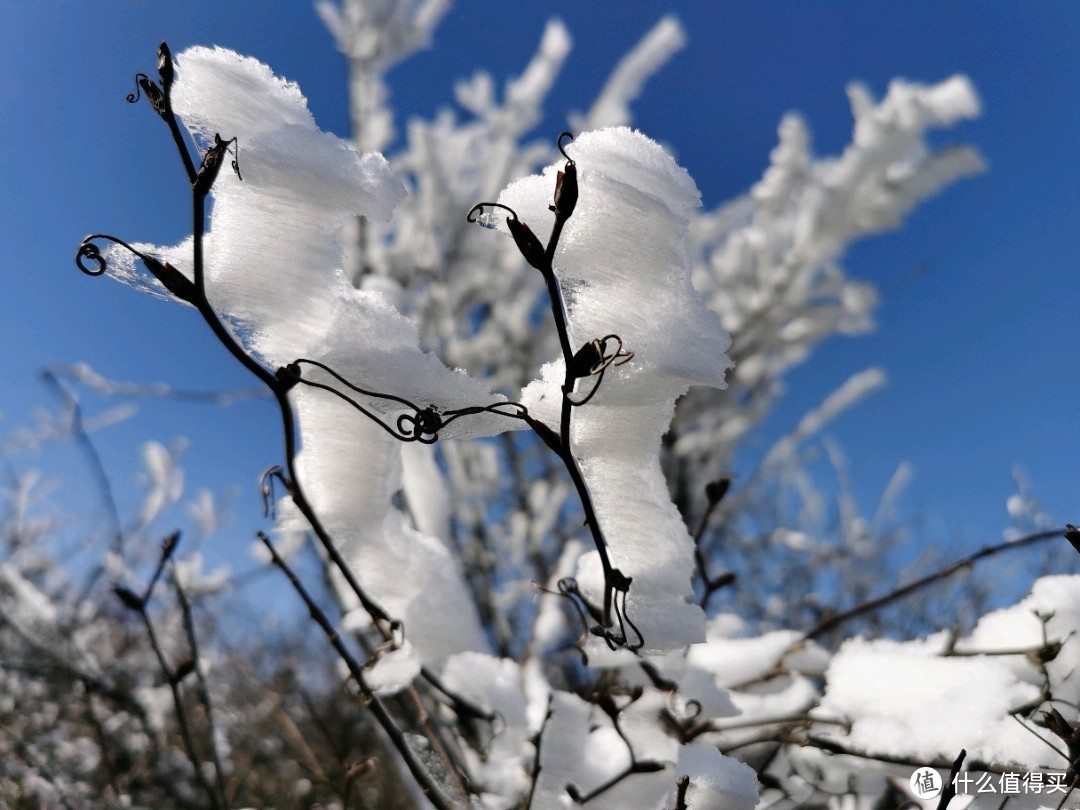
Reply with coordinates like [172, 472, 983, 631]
[557, 131, 576, 164]
[466, 201, 519, 224]
[369, 617, 407, 659]
[288, 358, 530, 444]
[75, 233, 141, 277]
[194, 134, 243, 196]
[441, 401, 528, 429]
[543, 579, 589, 637]
[75, 233, 197, 302]
[546, 574, 642, 653]
[75, 242, 106, 276]
[230, 140, 243, 181]
[533, 579, 593, 665]
[396, 409, 441, 444]
[126, 73, 149, 104]
[592, 579, 643, 652]
[470, 202, 547, 269]
[259, 464, 289, 519]
[568, 334, 635, 406]
[666, 692, 703, 722]
[558, 577, 605, 626]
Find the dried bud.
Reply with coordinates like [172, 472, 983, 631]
[1065, 524, 1080, 555]
[113, 585, 145, 612]
[568, 340, 604, 380]
[1042, 707, 1076, 742]
[550, 162, 578, 219]
[137, 75, 167, 117]
[160, 531, 181, 561]
[172, 658, 196, 684]
[194, 135, 240, 197]
[1032, 639, 1063, 665]
[705, 477, 731, 505]
[506, 217, 546, 270]
[157, 42, 174, 94]
[140, 256, 196, 303]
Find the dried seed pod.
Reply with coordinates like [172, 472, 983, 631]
[157, 42, 174, 95]
[506, 216, 546, 270]
[551, 131, 578, 218]
[113, 585, 145, 612]
[194, 134, 240, 196]
[140, 255, 196, 303]
[137, 75, 167, 117]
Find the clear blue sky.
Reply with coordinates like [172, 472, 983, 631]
[1, 2, 1078, 588]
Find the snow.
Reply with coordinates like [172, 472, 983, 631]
[670, 744, 758, 810]
[815, 637, 1053, 768]
[440, 653, 531, 804]
[107, 47, 528, 676]
[400, 442, 451, 540]
[510, 128, 733, 655]
[578, 16, 686, 131]
[170, 46, 405, 366]
[963, 575, 1080, 699]
[135, 440, 185, 530]
[173, 552, 231, 595]
[0, 563, 57, 628]
[171, 47, 315, 142]
[365, 641, 422, 696]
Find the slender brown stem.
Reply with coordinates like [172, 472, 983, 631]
[803, 528, 1066, 641]
[935, 749, 966, 810]
[536, 167, 621, 631]
[524, 695, 553, 810]
[173, 574, 229, 804]
[258, 533, 457, 810]
[138, 605, 223, 810]
[674, 774, 689, 810]
[123, 51, 466, 804]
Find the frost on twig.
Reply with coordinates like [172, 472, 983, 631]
[675, 75, 984, 484]
[95, 45, 524, 681]
[55, 14, 1040, 809]
[573, 15, 686, 132]
[498, 128, 732, 657]
[317, 0, 451, 151]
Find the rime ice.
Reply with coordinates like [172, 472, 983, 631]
[512, 128, 733, 655]
[134, 46, 512, 678]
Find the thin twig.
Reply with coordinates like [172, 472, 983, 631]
[674, 774, 689, 810]
[173, 573, 229, 804]
[258, 532, 457, 810]
[935, 748, 966, 810]
[801, 735, 1029, 775]
[40, 370, 123, 552]
[524, 695, 553, 810]
[131, 592, 223, 809]
[803, 528, 1067, 641]
[693, 478, 736, 610]
[470, 135, 632, 641]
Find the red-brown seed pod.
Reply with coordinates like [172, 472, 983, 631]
[551, 162, 578, 219]
[141, 256, 196, 303]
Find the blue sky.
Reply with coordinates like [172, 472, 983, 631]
[1, 2, 1078, 591]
